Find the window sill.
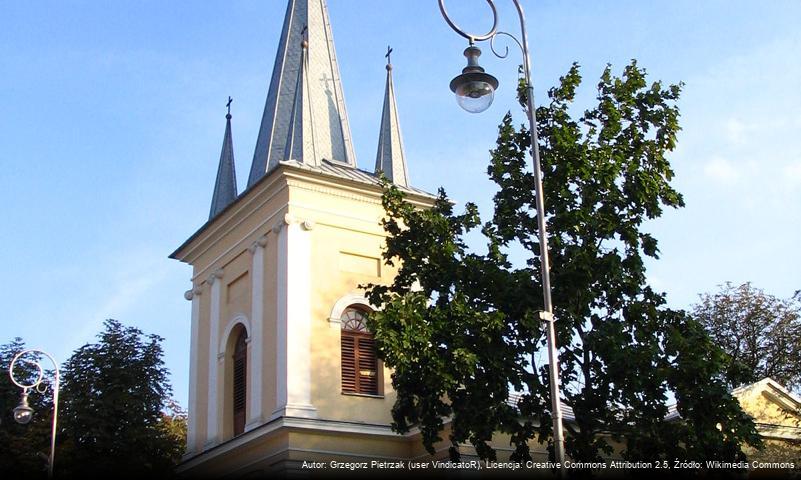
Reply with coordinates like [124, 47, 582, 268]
[341, 392, 384, 399]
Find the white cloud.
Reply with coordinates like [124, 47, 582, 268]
[702, 156, 741, 184]
[64, 252, 172, 350]
[723, 118, 747, 145]
[784, 161, 801, 186]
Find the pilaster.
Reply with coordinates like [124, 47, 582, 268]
[205, 269, 224, 447]
[184, 286, 203, 453]
[246, 235, 268, 430]
[273, 213, 317, 418]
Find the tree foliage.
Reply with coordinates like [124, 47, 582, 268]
[694, 282, 801, 391]
[1, 322, 185, 478]
[366, 61, 761, 464]
[57, 319, 184, 477]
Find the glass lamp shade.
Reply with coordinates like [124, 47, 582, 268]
[455, 81, 496, 113]
[13, 404, 33, 425]
[13, 392, 34, 425]
[450, 71, 499, 114]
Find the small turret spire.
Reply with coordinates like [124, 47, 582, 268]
[209, 97, 238, 219]
[374, 46, 409, 187]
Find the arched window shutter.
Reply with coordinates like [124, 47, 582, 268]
[233, 331, 247, 436]
[340, 307, 379, 396]
[341, 334, 357, 393]
[357, 336, 378, 395]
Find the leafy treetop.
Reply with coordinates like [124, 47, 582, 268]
[694, 282, 801, 392]
[366, 61, 760, 464]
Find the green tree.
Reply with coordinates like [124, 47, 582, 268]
[58, 319, 183, 477]
[693, 282, 801, 391]
[0, 339, 54, 478]
[160, 399, 188, 457]
[366, 61, 761, 464]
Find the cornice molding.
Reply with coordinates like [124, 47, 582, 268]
[282, 168, 436, 208]
[177, 416, 418, 472]
[285, 177, 382, 205]
[172, 172, 287, 263]
[191, 206, 285, 283]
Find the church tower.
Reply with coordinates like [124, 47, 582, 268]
[170, 1, 435, 475]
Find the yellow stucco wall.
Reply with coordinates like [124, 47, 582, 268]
[176, 173, 292, 450]
[733, 380, 801, 467]
[288, 178, 400, 424]
[737, 382, 801, 429]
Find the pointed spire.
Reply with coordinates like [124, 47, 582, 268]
[248, 0, 357, 187]
[374, 46, 409, 187]
[209, 97, 238, 220]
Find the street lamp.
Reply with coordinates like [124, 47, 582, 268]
[450, 45, 498, 113]
[438, 0, 567, 468]
[9, 349, 60, 479]
[13, 390, 34, 424]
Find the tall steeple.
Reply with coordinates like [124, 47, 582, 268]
[247, 0, 357, 187]
[209, 97, 238, 220]
[374, 47, 409, 187]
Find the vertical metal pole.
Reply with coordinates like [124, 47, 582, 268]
[43, 351, 59, 480]
[512, 0, 567, 470]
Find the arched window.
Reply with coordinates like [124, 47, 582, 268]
[232, 329, 247, 436]
[340, 307, 379, 396]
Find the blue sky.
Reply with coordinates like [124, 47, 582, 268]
[1, 0, 799, 407]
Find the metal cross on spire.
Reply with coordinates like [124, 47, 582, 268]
[385, 45, 393, 65]
[226, 96, 233, 118]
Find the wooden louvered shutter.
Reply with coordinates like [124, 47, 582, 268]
[356, 336, 378, 395]
[341, 334, 357, 393]
[341, 306, 380, 396]
[233, 331, 247, 436]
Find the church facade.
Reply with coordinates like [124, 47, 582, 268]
[170, 0, 444, 475]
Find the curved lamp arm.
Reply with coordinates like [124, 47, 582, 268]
[438, 0, 498, 43]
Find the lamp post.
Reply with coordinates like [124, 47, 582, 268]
[8, 349, 60, 479]
[438, 0, 566, 468]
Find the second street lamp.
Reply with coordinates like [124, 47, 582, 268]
[13, 390, 35, 424]
[8, 349, 60, 479]
[438, 0, 567, 469]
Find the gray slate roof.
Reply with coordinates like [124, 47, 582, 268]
[281, 159, 433, 198]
